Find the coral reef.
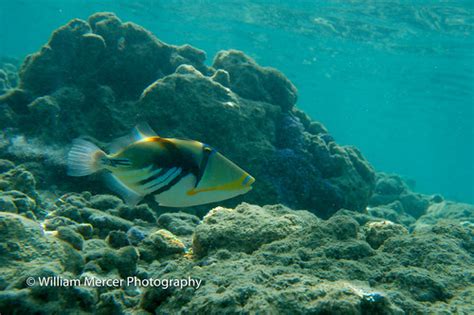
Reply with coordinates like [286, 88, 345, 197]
[0, 12, 473, 314]
[0, 160, 473, 313]
[414, 201, 474, 232]
[0, 59, 18, 95]
[0, 12, 375, 217]
[369, 173, 432, 219]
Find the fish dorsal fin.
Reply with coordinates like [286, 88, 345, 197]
[108, 134, 135, 154]
[108, 123, 159, 154]
[133, 122, 158, 140]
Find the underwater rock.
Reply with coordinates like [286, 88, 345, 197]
[19, 19, 92, 95]
[97, 288, 140, 314]
[0, 60, 19, 94]
[0, 13, 377, 217]
[106, 230, 131, 249]
[398, 193, 429, 218]
[47, 193, 135, 238]
[43, 215, 94, 240]
[116, 203, 157, 224]
[89, 194, 123, 211]
[84, 245, 139, 278]
[139, 64, 374, 215]
[142, 202, 473, 313]
[56, 226, 84, 250]
[126, 226, 148, 246]
[43, 216, 79, 230]
[324, 213, 360, 240]
[139, 229, 186, 262]
[17, 12, 210, 101]
[157, 212, 201, 236]
[1, 191, 472, 313]
[414, 201, 474, 230]
[0, 163, 38, 199]
[87, 195, 158, 224]
[0, 212, 84, 287]
[74, 223, 94, 239]
[370, 173, 431, 218]
[0, 190, 36, 219]
[383, 267, 451, 302]
[381, 223, 473, 267]
[26, 95, 60, 125]
[367, 201, 416, 227]
[210, 69, 230, 87]
[364, 220, 408, 249]
[0, 159, 15, 173]
[193, 203, 319, 257]
[212, 49, 297, 111]
[1, 12, 210, 143]
[0, 267, 97, 313]
[0, 161, 45, 219]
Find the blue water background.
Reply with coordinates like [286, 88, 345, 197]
[1, 0, 473, 203]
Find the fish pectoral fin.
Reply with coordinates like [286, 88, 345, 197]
[104, 173, 143, 207]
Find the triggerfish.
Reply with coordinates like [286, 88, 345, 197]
[67, 124, 255, 207]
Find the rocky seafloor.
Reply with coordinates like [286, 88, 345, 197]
[0, 12, 472, 314]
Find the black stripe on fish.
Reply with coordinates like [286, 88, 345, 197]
[194, 145, 214, 188]
[138, 167, 168, 186]
[139, 139, 199, 186]
[104, 158, 132, 167]
[147, 167, 183, 190]
[152, 171, 188, 195]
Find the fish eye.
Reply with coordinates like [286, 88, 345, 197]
[203, 144, 215, 153]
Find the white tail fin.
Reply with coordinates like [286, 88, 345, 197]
[67, 139, 106, 176]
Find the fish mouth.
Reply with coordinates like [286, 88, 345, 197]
[242, 174, 255, 188]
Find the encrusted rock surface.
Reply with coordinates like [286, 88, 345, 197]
[141, 203, 473, 314]
[0, 162, 472, 313]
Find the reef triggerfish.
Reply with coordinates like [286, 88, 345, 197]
[67, 124, 255, 207]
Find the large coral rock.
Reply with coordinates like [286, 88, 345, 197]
[19, 13, 209, 100]
[1, 12, 375, 217]
[2, 12, 211, 142]
[138, 66, 375, 216]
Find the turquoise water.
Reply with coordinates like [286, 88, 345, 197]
[1, 0, 473, 203]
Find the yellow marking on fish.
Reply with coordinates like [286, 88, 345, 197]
[142, 136, 161, 142]
[186, 174, 249, 196]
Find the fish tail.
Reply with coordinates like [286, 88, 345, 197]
[67, 139, 107, 176]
